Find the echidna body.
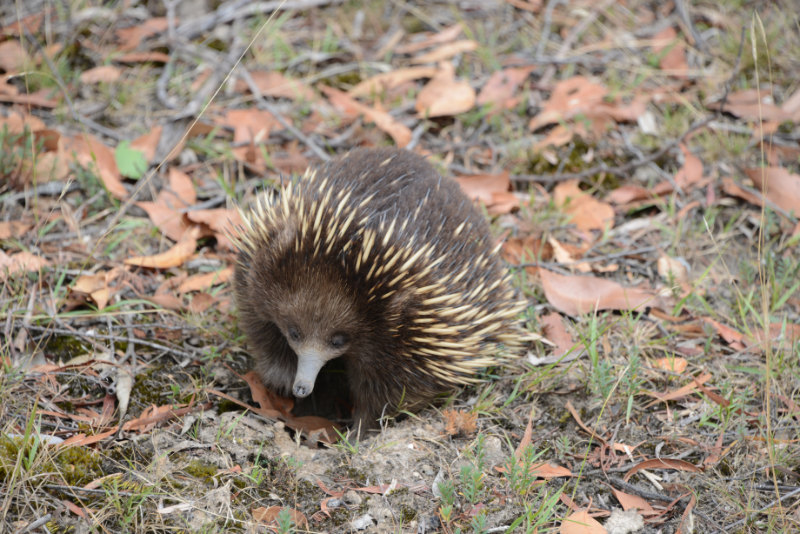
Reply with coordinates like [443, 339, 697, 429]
[234, 148, 522, 432]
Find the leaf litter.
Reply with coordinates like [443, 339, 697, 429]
[1, 1, 799, 533]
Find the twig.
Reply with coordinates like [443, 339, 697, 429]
[675, 0, 709, 54]
[536, 0, 565, 60]
[1, 181, 80, 205]
[175, 0, 346, 40]
[238, 67, 330, 161]
[14, 513, 51, 533]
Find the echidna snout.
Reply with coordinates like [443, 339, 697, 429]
[289, 341, 344, 398]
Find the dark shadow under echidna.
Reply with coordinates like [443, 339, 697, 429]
[233, 148, 524, 433]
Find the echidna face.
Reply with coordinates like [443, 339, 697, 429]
[270, 270, 362, 399]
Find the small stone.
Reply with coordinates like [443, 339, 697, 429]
[351, 513, 374, 530]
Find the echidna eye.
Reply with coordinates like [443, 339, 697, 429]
[287, 326, 301, 342]
[329, 333, 348, 349]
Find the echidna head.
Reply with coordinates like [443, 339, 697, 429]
[262, 260, 366, 399]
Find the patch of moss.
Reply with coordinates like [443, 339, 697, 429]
[0, 434, 103, 486]
[185, 459, 218, 483]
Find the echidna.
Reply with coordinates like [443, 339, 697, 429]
[233, 148, 523, 433]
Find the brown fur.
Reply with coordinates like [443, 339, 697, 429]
[234, 148, 522, 433]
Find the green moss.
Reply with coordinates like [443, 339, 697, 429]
[0, 434, 103, 486]
[53, 445, 104, 486]
[185, 459, 218, 483]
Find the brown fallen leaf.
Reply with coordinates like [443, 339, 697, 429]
[554, 180, 614, 233]
[644, 371, 712, 405]
[125, 226, 200, 269]
[79, 65, 121, 84]
[454, 170, 518, 214]
[235, 70, 316, 101]
[411, 39, 478, 64]
[0, 250, 50, 280]
[252, 506, 308, 529]
[656, 255, 689, 286]
[0, 220, 33, 239]
[349, 66, 438, 98]
[131, 126, 163, 163]
[396, 24, 463, 54]
[184, 207, 243, 251]
[611, 488, 655, 512]
[540, 312, 584, 358]
[442, 409, 477, 436]
[69, 269, 122, 310]
[674, 144, 703, 189]
[744, 167, 800, 216]
[415, 62, 476, 118]
[321, 85, 412, 147]
[623, 458, 702, 482]
[0, 40, 29, 73]
[539, 269, 660, 316]
[654, 356, 688, 374]
[116, 17, 169, 51]
[560, 509, 606, 534]
[477, 66, 535, 108]
[707, 88, 789, 122]
[177, 267, 234, 294]
[652, 27, 688, 77]
[529, 76, 607, 131]
[115, 51, 170, 64]
[62, 134, 127, 200]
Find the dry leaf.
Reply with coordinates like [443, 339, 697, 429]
[321, 85, 412, 147]
[554, 180, 614, 233]
[652, 27, 688, 77]
[454, 171, 517, 213]
[80, 65, 121, 84]
[654, 356, 688, 374]
[0, 220, 32, 239]
[131, 126, 163, 163]
[396, 24, 463, 54]
[0, 250, 50, 280]
[442, 409, 478, 436]
[611, 488, 654, 512]
[657, 255, 689, 285]
[62, 134, 127, 199]
[236, 70, 316, 101]
[349, 66, 437, 98]
[477, 66, 534, 108]
[125, 226, 200, 269]
[540, 312, 584, 358]
[707, 89, 788, 122]
[116, 17, 169, 50]
[674, 144, 703, 188]
[253, 506, 309, 528]
[529, 76, 607, 131]
[177, 267, 234, 294]
[744, 167, 800, 216]
[415, 62, 475, 118]
[560, 509, 606, 534]
[412, 40, 478, 64]
[539, 269, 659, 316]
[0, 40, 28, 73]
